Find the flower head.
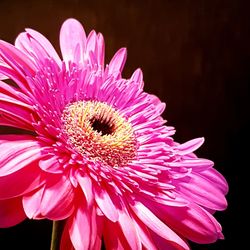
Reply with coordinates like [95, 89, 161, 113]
[0, 18, 228, 249]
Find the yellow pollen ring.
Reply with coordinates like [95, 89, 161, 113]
[62, 101, 137, 167]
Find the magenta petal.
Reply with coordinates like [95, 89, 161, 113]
[60, 18, 86, 64]
[0, 196, 26, 228]
[103, 219, 129, 250]
[0, 162, 44, 200]
[160, 202, 221, 244]
[69, 202, 96, 250]
[94, 186, 119, 222]
[0, 136, 43, 176]
[202, 168, 229, 194]
[0, 40, 35, 82]
[22, 186, 45, 219]
[131, 201, 189, 250]
[176, 172, 228, 210]
[77, 174, 94, 205]
[176, 138, 204, 155]
[24, 28, 62, 65]
[39, 156, 63, 174]
[60, 222, 75, 250]
[133, 216, 158, 250]
[118, 209, 142, 250]
[40, 175, 75, 220]
[108, 47, 127, 75]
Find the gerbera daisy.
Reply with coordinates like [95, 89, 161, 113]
[0, 18, 228, 249]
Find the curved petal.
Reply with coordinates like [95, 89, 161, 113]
[0, 161, 44, 200]
[0, 40, 35, 92]
[77, 174, 94, 205]
[0, 135, 43, 176]
[69, 202, 97, 250]
[108, 47, 127, 75]
[94, 185, 119, 222]
[0, 196, 26, 228]
[175, 172, 228, 210]
[60, 18, 86, 64]
[22, 185, 45, 219]
[131, 68, 144, 89]
[118, 209, 142, 250]
[40, 174, 75, 220]
[201, 167, 229, 194]
[0, 93, 34, 130]
[176, 138, 204, 155]
[60, 221, 75, 250]
[21, 28, 62, 65]
[157, 202, 222, 244]
[131, 201, 189, 250]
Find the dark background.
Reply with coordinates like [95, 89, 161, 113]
[0, 0, 248, 249]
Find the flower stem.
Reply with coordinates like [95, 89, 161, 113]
[50, 220, 65, 250]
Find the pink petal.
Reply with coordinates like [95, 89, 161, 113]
[201, 168, 229, 194]
[0, 196, 26, 228]
[0, 40, 35, 89]
[69, 202, 97, 250]
[0, 137, 43, 176]
[168, 158, 214, 171]
[108, 47, 127, 75]
[94, 185, 119, 222]
[60, 222, 75, 250]
[131, 68, 144, 89]
[96, 33, 105, 66]
[77, 174, 94, 205]
[0, 80, 31, 104]
[40, 175, 75, 220]
[39, 156, 63, 174]
[0, 161, 44, 200]
[22, 186, 45, 219]
[0, 93, 34, 130]
[23, 28, 62, 65]
[176, 138, 204, 155]
[158, 202, 222, 244]
[118, 209, 142, 250]
[133, 215, 158, 250]
[60, 18, 86, 64]
[131, 201, 189, 250]
[175, 172, 228, 210]
[103, 219, 130, 250]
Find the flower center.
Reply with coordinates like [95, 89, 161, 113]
[62, 101, 137, 167]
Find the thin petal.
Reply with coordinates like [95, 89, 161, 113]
[22, 185, 45, 219]
[108, 47, 127, 75]
[157, 202, 222, 244]
[176, 138, 204, 155]
[24, 28, 62, 65]
[0, 162, 44, 200]
[94, 185, 119, 222]
[201, 168, 229, 194]
[60, 221, 74, 250]
[131, 201, 189, 250]
[69, 202, 97, 250]
[118, 209, 142, 250]
[175, 172, 228, 210]
[77, 174, 94, 205]
[0, 196, 26, 228]
[0, 136, 43, 176]
[60, 18, 86, 64]
[40, 175, 75, 220]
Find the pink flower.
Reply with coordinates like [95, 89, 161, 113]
[0, 18, 228, 249]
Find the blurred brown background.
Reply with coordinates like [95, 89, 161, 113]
[0, 0, 249, 249]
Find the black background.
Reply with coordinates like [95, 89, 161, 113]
[0, 0, 248, 249]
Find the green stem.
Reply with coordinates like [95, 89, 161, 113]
[50, 220, 65, 250]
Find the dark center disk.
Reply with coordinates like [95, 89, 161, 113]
[91, 119, 114, 136]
